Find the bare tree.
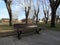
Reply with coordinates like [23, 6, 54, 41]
[49, 0, 60, 27]
[4, 0, 12, 26]
[17, 0, 31, 24]
[25, 0, 31, 24]
[42, 0, 49, 24]
[33, 0, 40, 24]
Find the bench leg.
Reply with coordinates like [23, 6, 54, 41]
[39, 28, 42, 31]
[36, 30, 40, 34]
[35, 28, 40, 34]
[36, 28, 42, 34]
[17, 31, 22, 39]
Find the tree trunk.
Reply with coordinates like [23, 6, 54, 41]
[25, 12, 28, 24]
[4, 0, 12, 26]
[44, 10, 47, 24]
[7, 5, 12, 26]
[36, 15, 38, 24]
[25, 7, 30, 24]
[45, 10, 49, 24]
[26, 15, 28, 24]
[51, 8, 56, 27]
[45, 17, 48, 24]
[9, 9, 12, 26]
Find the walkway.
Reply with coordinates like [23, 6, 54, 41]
[0, 30, 60, 45]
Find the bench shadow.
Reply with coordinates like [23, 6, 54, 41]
[0, 31, 41, 39]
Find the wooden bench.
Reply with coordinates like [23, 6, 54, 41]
[14, 24, 41, 39]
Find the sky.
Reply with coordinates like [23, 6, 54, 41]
[0, 0, 26, 20]
[0, 0, 60, 20]
[0, 0, 45, 20]
[0, 0, 9, 19]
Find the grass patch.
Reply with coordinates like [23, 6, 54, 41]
[38, 23, 60, 31]
[0, 25, 14, 30]
[0, 23, 60, 31]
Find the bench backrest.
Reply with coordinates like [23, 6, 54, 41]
[14, 24, 37, 29]
[14, 24, 27, 28]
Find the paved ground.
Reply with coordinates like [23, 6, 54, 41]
[0, 30, 60, 45]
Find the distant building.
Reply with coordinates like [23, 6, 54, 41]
[21, 18, 33, 24]
[1, 18, 19, 24]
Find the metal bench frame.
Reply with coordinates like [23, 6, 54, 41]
[14, 24, 41, 39]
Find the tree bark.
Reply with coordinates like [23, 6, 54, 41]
[36, 15, 38, 24]
[9, 9, 12, 26]
[26, 14, 28, 24]
[45, 17, 48, 24]
[51, 8, 56, 27]
[25, 7, 30, 24]
[49, 0, 60, 27]
[4, 0, 12, 26]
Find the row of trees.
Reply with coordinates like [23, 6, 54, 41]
[4, 0, 60, 27]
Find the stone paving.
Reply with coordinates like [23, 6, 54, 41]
[0, 30, 60, 45]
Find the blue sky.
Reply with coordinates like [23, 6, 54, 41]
[0, 0, 26, 20]
[0, 0, 60, 20]
[0, 0, 46, 20]
[0, 0, 9, 19]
